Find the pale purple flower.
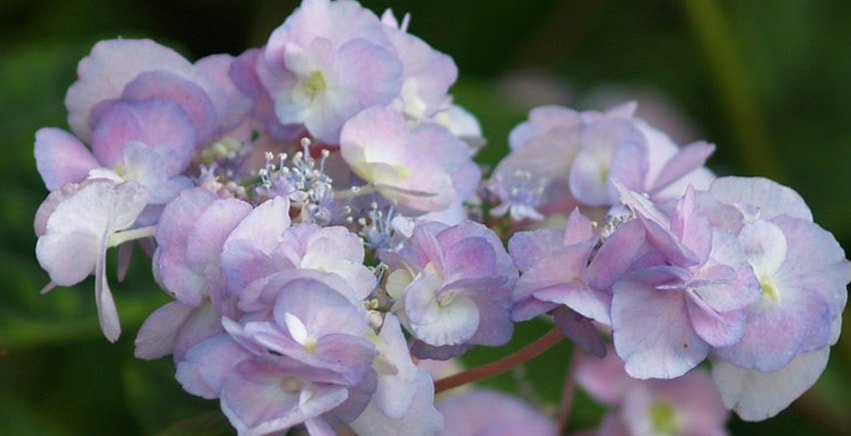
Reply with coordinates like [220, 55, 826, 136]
[489, 102, 715, 221]
[259, 0, 402, 143]
[381, 221, 517, 359]
[136, 188, 252, 360]
[65, 38, 242, 143]
[219, 196, 376, 306]
[339, 105, 479, 214]
[175, 274, 378, 435]
[610, 183, 761, 379]
[35, 179, 149, 342]
[694, 177, 850, 420]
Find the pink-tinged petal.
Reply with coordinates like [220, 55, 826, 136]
[176, 334, 250, 399]
[607, 140, 649, 200]
[185, 198, 252, 273]
[135, 301, 195, 360]
[195, 53, 254, 132]
[586, 220, 647, 291]
[536, 281, 612, 325]
[91, 99, 197, 175]
[221, 362, 348, 436]
[562, 208, 596, 245]
[709, 176, 812, 221]
[336, 38, 402, 109]
[685, 294, 745, 347]
[508, 228, 564, 272]
[712, 289, 832, 371]
[508, 105, 581, 150]
[612, 279, 708, 379]
[153, 188, 218, 302]
[348, 368, 443, 436]
[712, 348, 830, 421]
[34, 128, 99, 190]
[65, 38, 195, 141]
[771, 215, 849, 320]
[651, 141, 715, 193]
[122, 70, 217, 142]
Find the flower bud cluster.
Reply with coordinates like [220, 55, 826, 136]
[30, 0, 848, 434]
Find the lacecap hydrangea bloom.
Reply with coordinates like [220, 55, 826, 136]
[30, 0, 848, 434]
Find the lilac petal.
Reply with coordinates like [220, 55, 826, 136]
[185, 198, 252, 273]
[562, 208, 595, 245]
[195, 53, 253, 132]
[710, 176, 812, 221]
[221, 363, 348, 436]
[65, 38, 195, 141]
[34, 128, 99, 190]
[176, 334, 249, 399]
[612, 279, 708, 379]
[272, 277, 369, 338]
[712, 348, 830, 421]
[336, 38, 403, 109]
[651, 141, 715, 192]
[442, 237, 496, 279]
[553, 306, 606, 358]
[772, 215, 850, 320]
[134, 301, 195, 360]
[122, 70, 218, 142]
[508, 228, 564, 273]
[607, 139, 649, 200]
[153, 188, 217, 302]
[535, 281, 611, 325]
[712, 285, 833, 371]
[586, 219, 647, 291]
[348, 368, 443, 436]
[685, 293, 745, 347]
[90, 99, 197, 175]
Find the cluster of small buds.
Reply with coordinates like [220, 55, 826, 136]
[30, 0, 848, 435]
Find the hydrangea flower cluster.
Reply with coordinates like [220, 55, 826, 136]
[32, 0, 848, 434]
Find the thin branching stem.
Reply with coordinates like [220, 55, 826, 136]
[434, 327, 564, 394]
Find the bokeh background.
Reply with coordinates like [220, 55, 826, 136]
[2, 0, 850, 434]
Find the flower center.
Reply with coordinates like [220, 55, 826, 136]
[299, 70, 327, 102]
[649, 399, 678, 435]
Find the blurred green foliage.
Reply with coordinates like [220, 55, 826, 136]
[1, 0, 850, 434]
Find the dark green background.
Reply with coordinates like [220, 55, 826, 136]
[2, 0, 850, 434]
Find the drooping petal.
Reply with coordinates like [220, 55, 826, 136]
[712, 348, 830, 422]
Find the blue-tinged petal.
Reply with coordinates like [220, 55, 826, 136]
[612, 279, 708, 379]
[711, 348, 829, 421]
